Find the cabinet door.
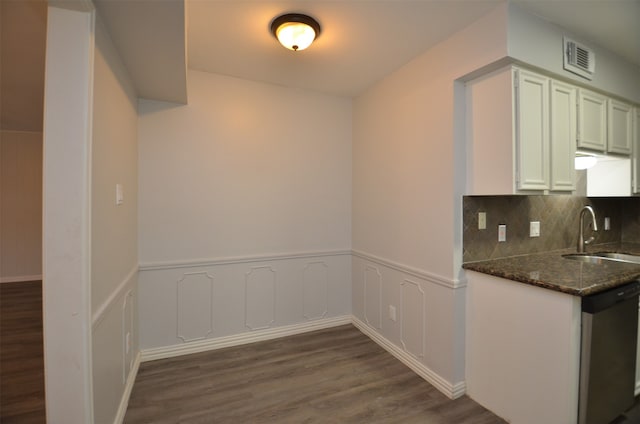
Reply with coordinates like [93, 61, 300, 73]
[515, 69, 549, 191]
[608, 99, 633, 155]
[634, 107, 640, 194]
[549, 81, 576, 191]
[578, 89, 607, 152]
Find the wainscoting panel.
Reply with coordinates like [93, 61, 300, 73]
[245, 266, 276, 330]
[177, 272, 214, 342]
[364, 265, 382, 330]
[92, 268, 139, 424]
[122, 289, 134, 384]
[138, 251, 351, 351]
[303, 262, 328, 320]
[401, 279, 425, 359]
[352, 251, 466, 399]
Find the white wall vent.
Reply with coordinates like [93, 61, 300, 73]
[563, 37, 595, 80]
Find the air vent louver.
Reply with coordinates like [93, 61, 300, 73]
[564, 37, 595, 80]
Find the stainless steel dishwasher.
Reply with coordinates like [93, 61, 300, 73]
[579, 280, 640, 424]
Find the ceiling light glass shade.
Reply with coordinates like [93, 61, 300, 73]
[575, 155, 598, 170]
[271, 14, 321, 51]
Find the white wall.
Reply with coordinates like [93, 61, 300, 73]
[91, 14, 140, 424]
[137, 70, 352, 353]
[351, 4, 509, 397]
[1, 130, 43, 282]
[43, 5, 95, 423]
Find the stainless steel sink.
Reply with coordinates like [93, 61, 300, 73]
[563, 253, 640, 265]
[563, 254, 619, 264]
[594, 252, 640, 264]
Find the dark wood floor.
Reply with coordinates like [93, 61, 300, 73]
[124, 325, 506, 424]
[0, 281, 46, 424]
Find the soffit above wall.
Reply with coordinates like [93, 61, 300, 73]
[93, 0, 187, 104]
[514, 0, 640, 69]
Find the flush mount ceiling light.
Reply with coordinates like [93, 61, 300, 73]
[270, 13, 321, 51]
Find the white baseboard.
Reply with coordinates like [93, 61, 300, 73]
[352, 316, 466, 400]
[141, 315, 352, 362]
[114, 351, 141, 424]
[0, 275, 42, 283]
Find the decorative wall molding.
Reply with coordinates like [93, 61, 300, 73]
[400, 279, 425, 359]
[113, 351, 141, 424]
[141, 315, 352, 362]
[364, 265, 382, 329]
[245, 266, 276, 330]
[0, 275, 43, 284]
[122, 290, 134, 384]
[303, 261, 329, 320]
[139, 249, 352, 271]
[352, 250, 466, 290]
[177, 272, 214, 342]
[352, 316, 466, 400]
[92, 265, 138, 329]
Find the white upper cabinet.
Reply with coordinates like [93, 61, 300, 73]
[465, 65, 637, 196]
[515, 69, 550, 191]
[634, 107, 640, 194]
[549, 80, 577, 191]
[608, 99, 633, 155]
[578, 89, 607, 152]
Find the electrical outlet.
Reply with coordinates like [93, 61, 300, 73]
[604, 217, 610, 231]
[478, 212, 487, 230]
[389, 305, 397, 322]
[498, 224, 506, 242]
[529, 221, 540, 237]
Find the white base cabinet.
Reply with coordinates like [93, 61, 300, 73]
[466, 271, 581, 424]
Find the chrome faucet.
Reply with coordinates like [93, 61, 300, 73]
[577, 205, 598, 253]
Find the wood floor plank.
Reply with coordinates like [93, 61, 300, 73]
[0, 281, 46, 424]
[124, 325, 506, 424]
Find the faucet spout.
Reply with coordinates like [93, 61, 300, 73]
[577, 205, 598, 253]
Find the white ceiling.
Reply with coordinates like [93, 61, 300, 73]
[187, 0, 640, 98]
[187, 0, 502, 97]
[6, 0, 639, 129]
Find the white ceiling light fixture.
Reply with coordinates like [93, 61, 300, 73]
[270, 13, 321, 52]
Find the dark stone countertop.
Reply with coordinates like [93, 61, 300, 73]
[462, 243, 640, 296]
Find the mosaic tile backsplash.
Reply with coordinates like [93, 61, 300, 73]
[463, 195, 640, 262]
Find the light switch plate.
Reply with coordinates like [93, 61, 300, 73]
[478, 212, 487, 230]
[530, 221, 540, 237]
[116, 184, 124, 205]
[604, 217, 610, 231]
[498, 224, 506, 242]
